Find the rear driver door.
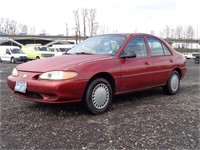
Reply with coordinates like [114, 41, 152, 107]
[146, 37, 175, 86]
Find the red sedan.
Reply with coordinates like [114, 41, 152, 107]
[7, 33, 186, 114]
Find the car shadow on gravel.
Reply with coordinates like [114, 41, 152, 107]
[25, 102, 90, 116]
[24, 87, 165, 116]
[113, 87, 164, 104]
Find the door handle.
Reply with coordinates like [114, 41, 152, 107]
[144, 61, 150, 65]
[169, 59, 173, 63]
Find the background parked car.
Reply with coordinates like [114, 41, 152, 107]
[49, 44, 75, 56]
[0, 46, 27, 63]
[21, 44, 55, 60]
[194, 54, 200, 64]
[182, 53, 195, 59]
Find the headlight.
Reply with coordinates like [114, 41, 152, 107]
[39, 71, 78, 80]
[12, 68, 18, 77]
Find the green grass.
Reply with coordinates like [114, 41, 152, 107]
[174, 48, 200, 53]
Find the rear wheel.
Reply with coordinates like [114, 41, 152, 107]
[84, 78, 112, 114]
[36, 56, 40, 59]
[163, 71, 180, 95]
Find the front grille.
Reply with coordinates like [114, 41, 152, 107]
[41, 54, 54, 57]
[20, 56, 27, 59]
[16, 91, 43, 100]
[15, 91, 58, 102]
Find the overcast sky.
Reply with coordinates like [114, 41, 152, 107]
[0, 0, 200, 36]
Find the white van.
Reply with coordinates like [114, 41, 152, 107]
[0, 46, 28, 63]
[49, 44, 75, 56]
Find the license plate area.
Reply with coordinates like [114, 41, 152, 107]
[15, 81, 27, 93]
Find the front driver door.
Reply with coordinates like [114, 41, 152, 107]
[120, 36, 154, 93]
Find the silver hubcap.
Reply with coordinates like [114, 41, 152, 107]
[92, 83, 109, 109]
[170, 74, 179, 92]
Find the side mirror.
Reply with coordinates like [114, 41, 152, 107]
[120, 52, 136, 59]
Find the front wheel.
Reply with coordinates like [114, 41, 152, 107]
[84, 78, 112, 114]
[163, 71, 180, 95]
[11, 57, 15, 63]
[194, 57, 199, 64]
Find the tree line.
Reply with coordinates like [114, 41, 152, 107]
[160, 25, 198, 40]
[0, 18, 31, 35]
[0, 9, 199, 40]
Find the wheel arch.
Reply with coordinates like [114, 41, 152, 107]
[82, 72, 116, 99]
[173, 68, 182, 78]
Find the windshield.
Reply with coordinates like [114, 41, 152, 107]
[37, 47, 50, 51]
[67, 35, 127, 56]
[10, 48, 24, 54]
[59, 48, 66, 52]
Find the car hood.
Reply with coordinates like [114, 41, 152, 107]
[16, 54, 111, 72]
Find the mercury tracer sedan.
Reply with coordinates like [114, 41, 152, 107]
[7, 33, 187, 114]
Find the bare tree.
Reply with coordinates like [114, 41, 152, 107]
[18, 24, 28, 34]
[170, 28, 175, 39]
[185, 25, 195, 39]
[150, 30, 155, 35]
[160, 25, 175, 39]
[73, 9, 81, 39]
[22, 25, 28, 34]
[87, 9, 98, 36]
[0, 18, 29, 35]
[0, 18, 4, 32]
[9, 20, 17, 34]
[160, 25, 172, 38]
[30, 26, 35, 35]
[82, 8, 88, 37]
[3, 18, 10, 34]
[175, 25, 183, 39]
[99, 24, 107, 34]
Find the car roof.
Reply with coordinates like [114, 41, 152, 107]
[96, 33, 160, 38]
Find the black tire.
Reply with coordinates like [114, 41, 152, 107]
[163, 71, 180, 95]
[36, 56, 40, 59]
[84, 78, 112, 114]
[11, 57, 15, 63]
[194, 58, 199, 64]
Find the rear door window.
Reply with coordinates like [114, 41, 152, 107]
[147, 37, 171, 56]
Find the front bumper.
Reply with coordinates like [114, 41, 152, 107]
[15, 57, 28, 62]
[7, 72, 87, 104]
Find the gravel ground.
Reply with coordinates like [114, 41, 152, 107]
[0, 59, 199, 149]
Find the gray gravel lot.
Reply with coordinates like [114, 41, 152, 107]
[0, 59, 200, 149]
